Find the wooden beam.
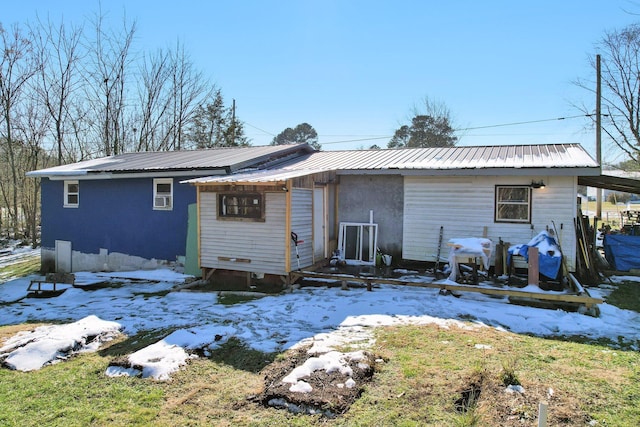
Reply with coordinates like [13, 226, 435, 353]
[528, 246, 539, 286]
[217, 256, 251, 263]
[294, 271, 603, 307]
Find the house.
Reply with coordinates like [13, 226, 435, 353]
[27, 144, 315, 273]
[185, 143, 603, 285]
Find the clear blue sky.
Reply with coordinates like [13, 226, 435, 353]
[3, 1, 639, 162]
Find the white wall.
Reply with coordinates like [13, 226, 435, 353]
[200, 191, 287, 275]
[403, 175, 577, 271]
[290, 188, 314, 270]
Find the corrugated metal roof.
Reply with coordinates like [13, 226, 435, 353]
[185, 143, 600, 185]
[27, 144, 313, 177]
[275, 144, 599, 171]
[184, 168, 326, 185]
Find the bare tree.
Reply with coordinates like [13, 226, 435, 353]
[84, 7, 136, 156]
[14, 98, 53, 245]
[0, 23, 41, 236]
[167, 41, 213, 150]
[136, 48, 172, 151]
[575, 24, 640, 167]
[32, 16, 84, 165]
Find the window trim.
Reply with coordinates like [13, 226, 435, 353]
[217, 192, 265, 221]
[494, 185, 532, 223]
[153, 178, 173, 211]
[64, 180, 79, 208]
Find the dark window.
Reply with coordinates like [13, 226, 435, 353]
[495, 186, 531, 223]
[218, 193, 263, 219]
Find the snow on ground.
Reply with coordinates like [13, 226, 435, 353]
[1, 268, 639, 381]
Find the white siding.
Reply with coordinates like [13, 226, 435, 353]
[403, 175, 577, 271]
[200, 191, 287, 275]
[290, 188, 314, 269]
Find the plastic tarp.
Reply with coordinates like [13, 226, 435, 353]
[603, 234, 640, 271]
[507, 231, 562, 280]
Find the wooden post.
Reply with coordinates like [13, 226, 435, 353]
[495, 241, 504, 276]
[538, 401, 548, 427]
[528, 246, 539, 286]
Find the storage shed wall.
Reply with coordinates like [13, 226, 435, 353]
[290, 188, 314, 270]
[199, 191, 287, 275]
[403, 175, 577, 271]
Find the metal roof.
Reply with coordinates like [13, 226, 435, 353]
[275, 143, 599, 172]
[578, 170, 640, 194]
[27, 144, 314, 178]
[185, 143, 600, 185]
[184, 168, 326, 185]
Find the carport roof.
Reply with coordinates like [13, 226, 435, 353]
[578, 170, 640, 194]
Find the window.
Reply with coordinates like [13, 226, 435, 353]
[153, 178, 173, 210]
[218, 193, 263, 220]
[495, 186, 531, 223]
[64, 180, 79, 208]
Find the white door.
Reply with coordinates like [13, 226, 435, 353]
[55, 240, 72, 273]
[313, 187, 326, 261]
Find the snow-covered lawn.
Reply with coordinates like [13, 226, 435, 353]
[1, 268, 639, 382]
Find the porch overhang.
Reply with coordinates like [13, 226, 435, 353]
[578, 173, 640, 194]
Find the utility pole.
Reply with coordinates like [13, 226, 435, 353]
[596, 54, 602, 219]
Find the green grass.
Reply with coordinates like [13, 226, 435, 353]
[0, 351, 165, 427]
[1, 255, 639, 425]
[0, 256, 41, 282]
[605, 280, 640, 312]
[1, 322, 638, 426]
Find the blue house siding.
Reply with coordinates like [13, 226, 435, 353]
[41, 177, 197, 261]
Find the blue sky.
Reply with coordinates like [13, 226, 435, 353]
[3, 1, 639, 162]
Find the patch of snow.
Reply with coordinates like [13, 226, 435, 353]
[0, 315, 120, 371]
[1, 268, 639, 381]
[505, 384, 526, 394]
[289, 380, 313, 393]
[474, 344, 492, 350]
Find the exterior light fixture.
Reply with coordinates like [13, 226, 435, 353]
[531, 180, 545, 189]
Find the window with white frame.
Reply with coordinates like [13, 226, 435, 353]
[495, 185, 531, 223]
[153, 178, 173, 210]
[64, 180, 79, 208]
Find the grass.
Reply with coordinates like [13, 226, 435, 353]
[581, 200, 635, 227]
[1, 255, 639, 425]
[605, 279, 640, 312]
[1, 322, 638, 426]
[0, 256, 40, 282]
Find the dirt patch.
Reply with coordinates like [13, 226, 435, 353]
[456, 371, 593, 425]
[253, 346, 379, 417]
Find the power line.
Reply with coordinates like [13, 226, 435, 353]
[455, 114, 595, 132]
[242, 121, 276, 137]
[244, 114, 597, 147]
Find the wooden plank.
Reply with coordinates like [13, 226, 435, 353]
[217, 256, 251, 263]
[528, 246, 539, 286]
[295, 271, 603, 307]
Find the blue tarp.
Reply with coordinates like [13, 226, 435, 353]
[603, 234, 640, 271]
[507, 231, 562, 279]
